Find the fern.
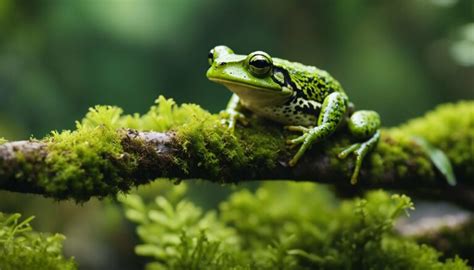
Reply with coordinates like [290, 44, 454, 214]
[120, 182, 469, 269]
[0, 213, 76, 270]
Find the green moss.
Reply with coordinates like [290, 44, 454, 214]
[0, 213, 76, 270]
[7, 97, 470, 200]
[115, 95, 210, 131]
[176, 115, 284, 181]
[369, 130, 436, 184]
[18, 96, 284, 200]
[119, 96, 284, 181]
[0, 137, 6, 144]
[34, 105, 138, 201]
[393, 101, 474, 180]
[103, 96, 285, 182]
[125, 99, 471, 184]
[15, 98, 196, 201]
[121, 182, 470, 269]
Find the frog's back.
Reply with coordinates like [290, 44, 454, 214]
[273, 58, 345, 103]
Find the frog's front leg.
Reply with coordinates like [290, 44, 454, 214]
[221, 94, 246, 130]
[338, 110, 381, 184]
[287, 92, 348, 166]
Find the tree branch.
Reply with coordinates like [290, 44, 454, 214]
[0, 98, 472, 205]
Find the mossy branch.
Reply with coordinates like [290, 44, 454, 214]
[0, 97, 472, 205]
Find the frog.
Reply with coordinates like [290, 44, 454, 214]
[206, 45, 381, 184]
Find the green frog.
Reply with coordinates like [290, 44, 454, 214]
[206, 45, 381, 184]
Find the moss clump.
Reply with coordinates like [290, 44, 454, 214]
[369, 131, 435, 184]
[81, 96, 285, 182]
[120, 182, 470, 269]
[176, 114, 284, 181]
[43, 107, 132, 201]
[118, 95, 209, 132]
[0, 213, 76, 270]
[24, 97, 195, 201]
[393, 101, 474, 180]
[118, 96, 284, 181]
[0, 137, 6, 144]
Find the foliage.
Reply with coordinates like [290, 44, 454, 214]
[394, 101, 474, 179]
[0, 137, 6, 144]
[0, 213, 76, 270]
[120, 182, 469, 269]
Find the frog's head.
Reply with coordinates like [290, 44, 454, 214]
[206, 45, 293, 106]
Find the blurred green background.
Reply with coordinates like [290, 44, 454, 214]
[0, 0, 472, 269]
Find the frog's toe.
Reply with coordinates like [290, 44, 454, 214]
[288, 141, 311, 166]
[285, 125, 311, 133]
[220, 110, 247, 130]
[219, 117, 236, 131]
[288, 157, 298, 167]
[338, 143, 360, 159]
[286, 133, 307, 145]
[349, 147, 367, 185]
[338, 142, 371, 185]
[340, 130, 381, 184]
[234, 111, 248, 125]
[226, 120, 237, 132]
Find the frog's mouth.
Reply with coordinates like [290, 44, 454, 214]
[209, 78, 293, 106]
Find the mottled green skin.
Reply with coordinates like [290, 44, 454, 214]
[207, 45, 381, 183]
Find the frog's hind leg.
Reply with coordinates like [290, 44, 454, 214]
[338, 110, 381, 184]
[287, 92, 348, 166]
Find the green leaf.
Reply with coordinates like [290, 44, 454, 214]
[412, 136, 457, 186]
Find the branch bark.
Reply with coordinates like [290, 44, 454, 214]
[0, 100, 472, 206]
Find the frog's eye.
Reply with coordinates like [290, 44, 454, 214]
[208, 48, 215, 65]
[248, 52, 273, 77]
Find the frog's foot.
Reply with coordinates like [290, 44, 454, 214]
[338, 130, 380, 185]
[286, 125, 329, 166]
[219, 109, 247, 131]
[338, 142, 365, 185]
[285, 126, 311, 149]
